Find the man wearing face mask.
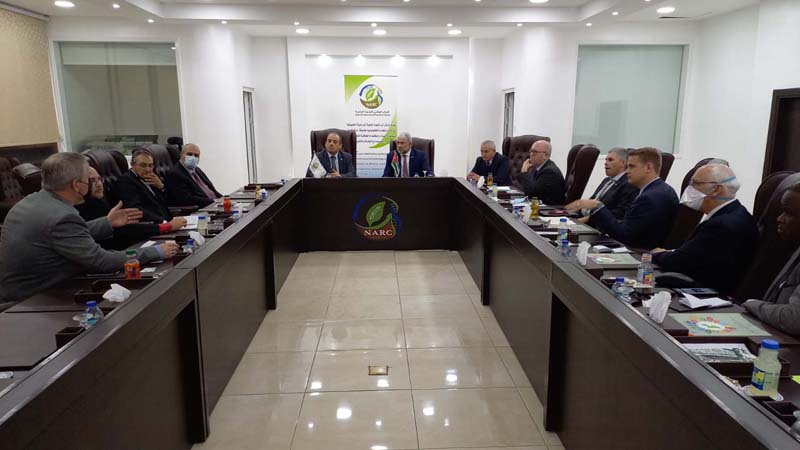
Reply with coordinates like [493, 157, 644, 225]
[77, 167, 187, 250]
[651, 164, 758, 294]
[0, 153, 179, 309]
[116, 148, 174, 223]
[165, 143, 222, 208]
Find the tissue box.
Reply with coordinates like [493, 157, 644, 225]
[55, 327, 84, 349]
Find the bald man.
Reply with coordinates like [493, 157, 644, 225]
[517, 140, 566, 205]
[165, 143, 222, 208]
[652, 164, 758, 294]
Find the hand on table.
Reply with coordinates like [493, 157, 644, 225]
[565, 199, 600, 212]
[107, 201, 143, 228]
[168, 217, 188, 232]
[328, 170, 341, 178]
[466, 172, 480, 182]
[159, 242, 180, 259]
[651, 248, 669, 254]
[576, 216, 590, 224]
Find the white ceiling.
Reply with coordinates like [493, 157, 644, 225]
[10, 0, 760, 37]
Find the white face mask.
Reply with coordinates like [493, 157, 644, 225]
[184, 155, 199, 170]
[680, 185, 706, 211]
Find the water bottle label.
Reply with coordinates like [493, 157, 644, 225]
[643, 271, 654, 286]
[752, 367, 766, 390]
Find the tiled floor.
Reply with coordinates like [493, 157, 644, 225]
[194, 250, 563, 450]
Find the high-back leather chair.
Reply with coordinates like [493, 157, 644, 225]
[310, 129, 358, 169]
[109, 149, 129, 173]
[680, 158, 715, 195]
[733, 172, 800, 302]
[0, 157, 26, 222]
[753, 171, 793, 219]
[390, 137, 435, 172]
[83, 149, 126, 204]
[663, 159, 719, 248]
[660, 152, 675, 182]
[502, 134, 551, 187]
[165, 144, 181, 164]
[12, 163, 42, 196]
[167, 136, 183, 150]
[564, 145, 600, 203]
[146, 144, 175, 179]
[565, 144, 584, 177]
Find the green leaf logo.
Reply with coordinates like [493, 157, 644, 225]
[366, 201, 386, 227]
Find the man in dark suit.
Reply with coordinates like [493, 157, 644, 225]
[567, 147, 678, 249]
[744, 183, 800, 335]
[306, 132, 357, 178]
[382, 132, 432, 178]
[165, 143, 222, 207]
[567, 147, 638, 220]
[116, 148, 174, 223]
[516, 140, 566, 205]
[651, 165, 757, 294]
[467, 140, 511, 185]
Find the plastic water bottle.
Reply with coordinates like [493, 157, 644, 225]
[85, 301, 104, 328]
[558, 218, 569, 242]
[259, 189, 268, 201]
[560, 239, 571, 257]
[124, 249, 141, 279]
[233, 204, 243, 221]
[197, 214, 208, 236]
[751, 339, 781, 398]
[486, 172, 494, 187]
[529, 197, 539, 221]
[182, 238, 195, 254]
[612, 277, 634, 302]
[637, 252, 654, 286]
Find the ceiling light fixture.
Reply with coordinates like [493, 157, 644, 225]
[446, 23, 453, 27]
[373, 29, 387, 36]
[112, 3, 120, 9]
[147, 18, 155, 23]
[296, 28, 310, 34]
[529, 0, 549, 4]
[517, 23, 523, 27]
[371, 22, 378, 27]
[221, 20, 227, 24]
[448, 29, 462, 35]
[54, 1, 75, 8]
[293, 21, 300, 26]
[657, 6, 676, 14]
[586, 22, 592, 27]
[612, 11, 619, 16]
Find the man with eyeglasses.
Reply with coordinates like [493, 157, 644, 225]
[650, 164, 758, 294]
[116, 148, 174, 223]
[0, 153, 179, 310]
[517, 140, 566, 206]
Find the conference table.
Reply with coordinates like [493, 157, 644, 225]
[0, 177, 797, 449]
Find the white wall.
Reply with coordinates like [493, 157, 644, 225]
[466, 38, 505, 173]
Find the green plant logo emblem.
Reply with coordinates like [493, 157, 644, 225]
[359, 84, 384, 109]
[352, 194, 402, 240]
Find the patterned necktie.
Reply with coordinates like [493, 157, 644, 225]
[191, 170, 217, 200]
[330, 154, 339, 173]
[402, 154, 410, 178]
[594, 178, 615, 201]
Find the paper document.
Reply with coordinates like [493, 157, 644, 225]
[541, 217, 575, 226]
[496, 186, 511, 192]
[679, 293, 732, 310]
[588, 253, 640, 265]
[683, 343, 757, 363]
[181, 215, 199, 230]
[140, 240, 156, 248]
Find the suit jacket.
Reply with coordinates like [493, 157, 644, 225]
[589, 174, 639, 220]
[306, 151, 357, 178]
[588, 178, 678, 249]
[517, 159, 566, 206]
[165, 162, 222, 208]
[470, 154, 511, 186]
[382, 149, 432, 178]
[76, 197, 162, 250]
[652, 201, 758, 294]
[116, 170, 173, 223]
[744, 247, 800, 335]
[0, 191, 160, 303]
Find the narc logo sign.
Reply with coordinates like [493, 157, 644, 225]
[359, 84, 384, 109]
[353, 194, 402, 240]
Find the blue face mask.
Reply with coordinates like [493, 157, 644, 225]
[184, 156, 199, 170]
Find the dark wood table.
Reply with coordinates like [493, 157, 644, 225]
[0, 312, 78, 369]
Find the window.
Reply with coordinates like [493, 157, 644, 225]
[242, 89, 258, 183]
[503, 91, 515, 139]
[571, 45, 685, 153]
[55, 42, 182, 154]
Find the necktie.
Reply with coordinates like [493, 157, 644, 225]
[330, 154, 339, 173]
[594, 178, 615, 201]
[191, 170, 217, 200]
[402, 154, 409, 178]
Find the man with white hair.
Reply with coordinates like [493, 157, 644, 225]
[652, 164, 758, 294]
[517, 140, 566, 205]
[382, 131, 432, 178]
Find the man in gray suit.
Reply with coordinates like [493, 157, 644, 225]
[744, 182, 800, 336]
[0, 153, 179, 309]
[306, 132, 357, 178]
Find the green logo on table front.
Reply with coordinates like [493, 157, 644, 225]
[359, 84, 384, 109]
[353, 194, 403, 240]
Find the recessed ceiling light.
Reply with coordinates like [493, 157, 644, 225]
[404, 0, 410, 3]
[296, 28, 310, 34]
[371, 22, 378, 27]
[54, 1, 75, 8]
[585, 22, 592, 27]
[475, 0, 481, 2]
[657, 6, 676, 14]
[446, 23, 453, 27]
[112, 3, 120, 9]
[448, 29, 462, 35]
[612, 11, 619, 16]
[221, 20, 227, 24]
[373, 29, 387, 36]
[170, 46, 176, 50]
[147, 18, 155, 23]
[517, 23, 523, 27]
[293, 21, 300, 26]
[529, 0, 549, 3]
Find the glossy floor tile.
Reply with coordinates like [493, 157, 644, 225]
[194, 393, 303, 450]
[265, 297, 330, 322]
[413, 388, 543, 448]
[404, 317, 492, 348]
[307, 349, 411, 392]
[292, 390, 418, 450]
[395, 262, 458, 278]
[408, 347, 514, 389]
[326, 295, 402, 321]
[398, 272, 466, 296]
[319, 319, 406, 350]
[480, 313, 511, 347]
[337, 262, 397, 278]
[247, 320, 323, 353]
[224, 352, 315, 395]
[400, 294, 478, 319]
[333, 277, 399, 296]
[395, 250, 453, 265]
[279, 276, 336, 298]
[497, 347, 533, 388]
